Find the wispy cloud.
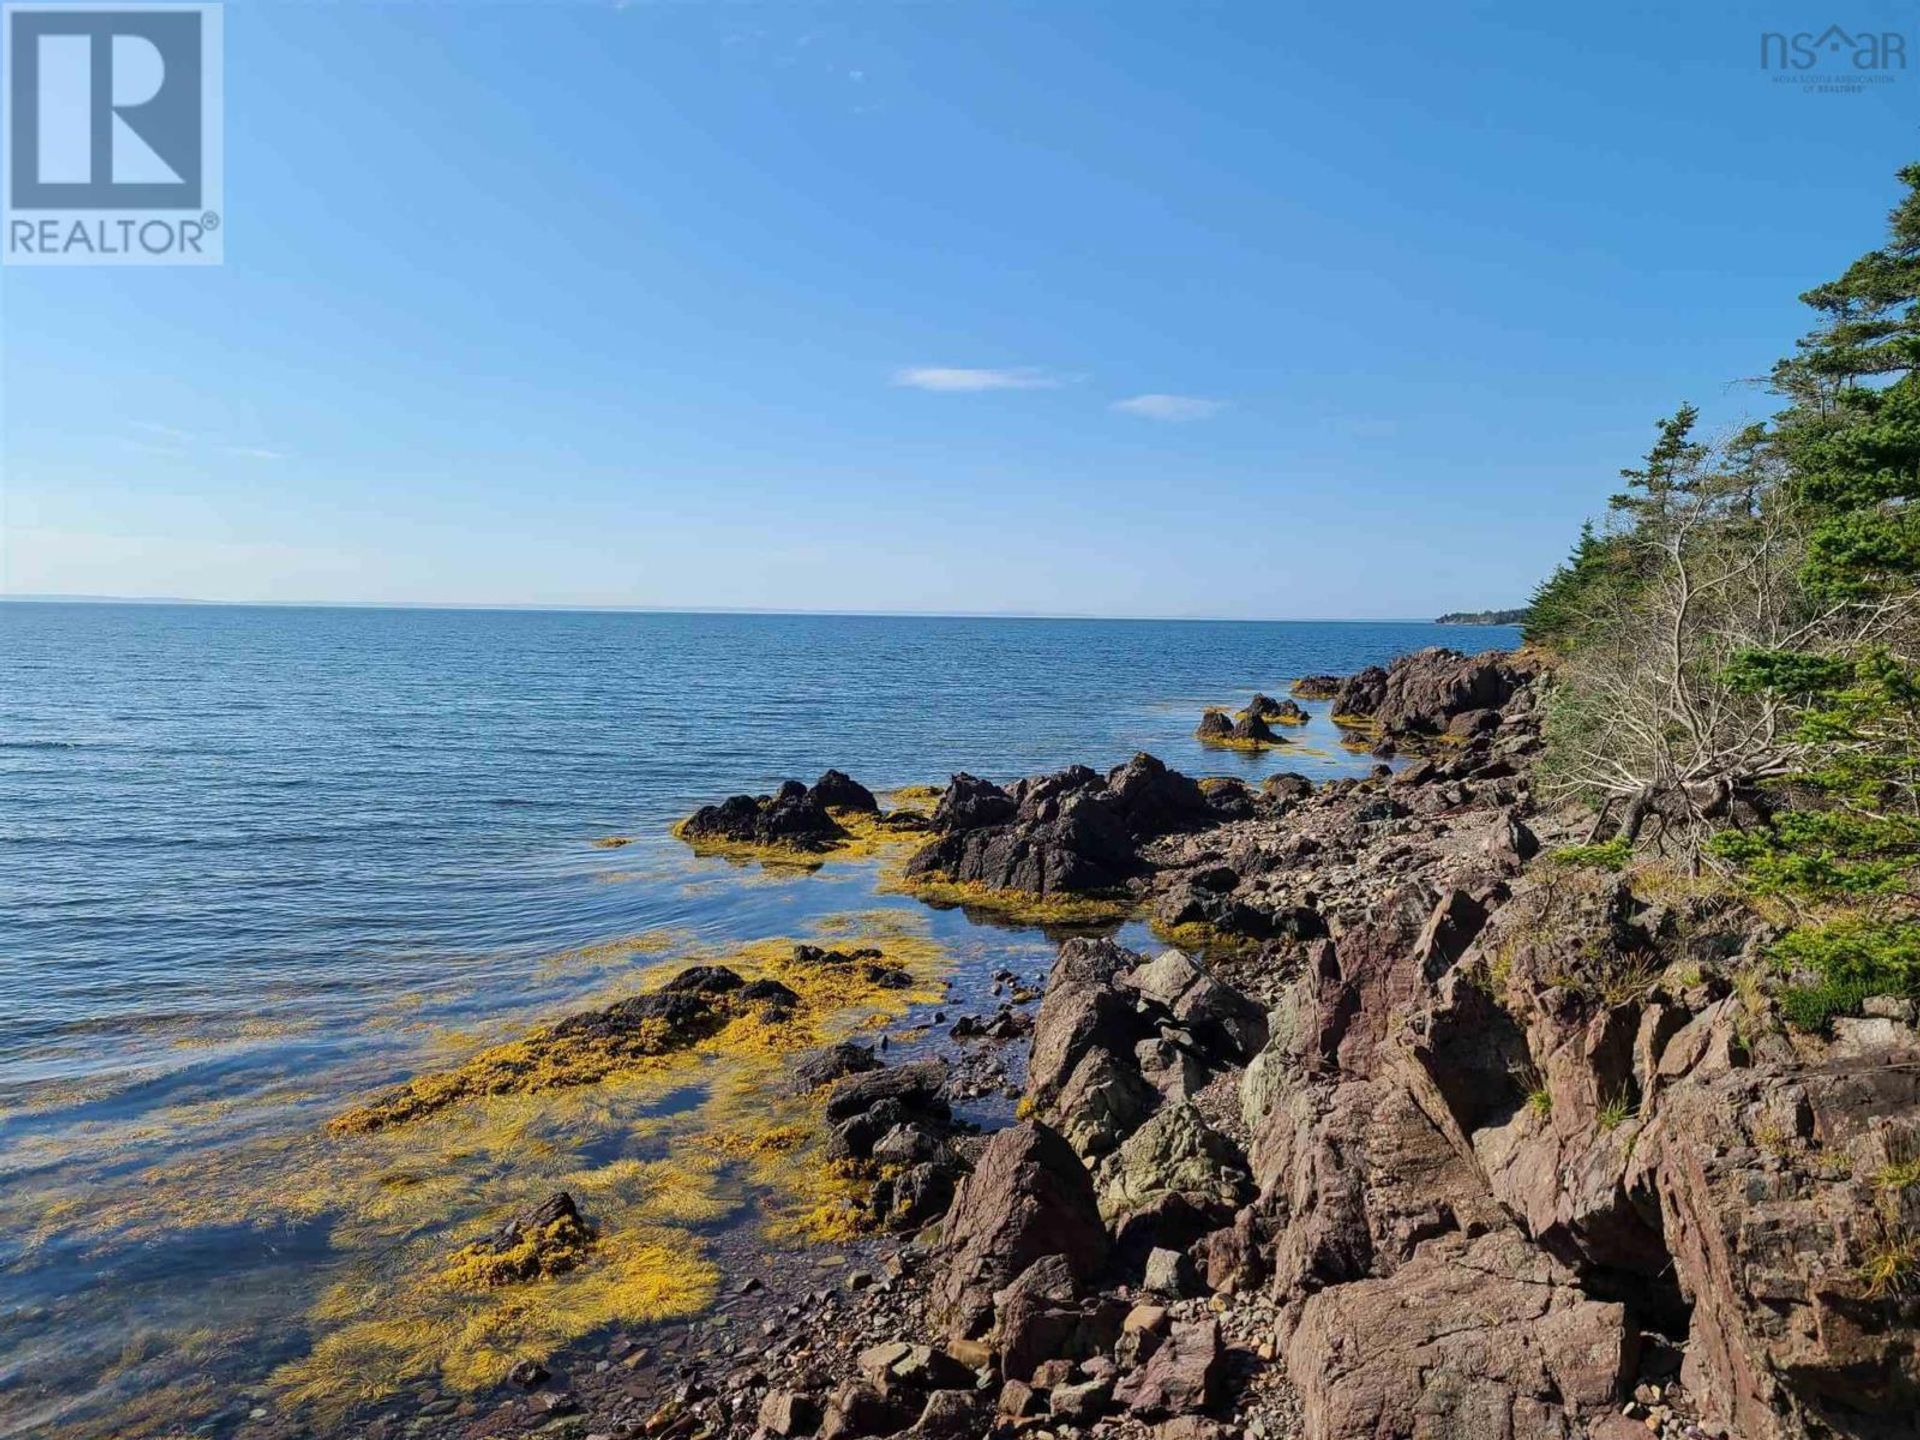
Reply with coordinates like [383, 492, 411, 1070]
[125, 423, 291, 461]
[131, 421, 195, 442]
[1111, 393, 1226, 422]
[892, 366, 1066, 393]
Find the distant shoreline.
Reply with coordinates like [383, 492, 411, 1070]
[0, 594, 1527, 627]
[1432, 607, 1528, 625]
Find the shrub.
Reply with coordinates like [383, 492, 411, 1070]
[1772, 917, 1920, 1032]
[1549, 837, 1633, 872]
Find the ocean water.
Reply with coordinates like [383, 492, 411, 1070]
[0, 603, 1519, 1437]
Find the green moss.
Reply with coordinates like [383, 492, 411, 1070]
[1548, 837, 1633, 872]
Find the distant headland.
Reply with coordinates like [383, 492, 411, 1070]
[1434, 607, 1527, 625]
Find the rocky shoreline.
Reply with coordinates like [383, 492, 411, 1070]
[333, 647, 1917, 1440]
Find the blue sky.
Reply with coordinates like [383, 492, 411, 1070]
[2, 1, 1916, 617]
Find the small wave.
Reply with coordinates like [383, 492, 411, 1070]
[0, 740, 105, 751]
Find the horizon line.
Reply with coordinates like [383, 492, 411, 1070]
[0, 593, 1526, 626]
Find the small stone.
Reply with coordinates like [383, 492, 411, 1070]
[757, 1389, 821, 1436]
[1142, 1247, 1195, 1297]
[1050, 1377, 1112, 1422]
[1030, 1359, 1075, 1389]
[506, 1359, 550, 1391]
[998, 1379, 1044, 1418]
[947, 1337, 992, 1370]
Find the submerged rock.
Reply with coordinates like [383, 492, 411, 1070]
[445, 1192, 596, 1288]
[792, 1040, 881, 1091]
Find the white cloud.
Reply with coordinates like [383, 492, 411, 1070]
[892, 366, 1065, 393]
[1111, 393, 1226, 422]
[124, 424, 291, 460]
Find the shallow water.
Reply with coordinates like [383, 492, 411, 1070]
[0, 603, 1518, 1437]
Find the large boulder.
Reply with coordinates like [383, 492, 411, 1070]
[904, 789, 1136, 896]
[932, 773, 1018, 832]
[993, 1253, 1126, 1382]
[1371, 647, 1530, 738]
[1251, 1065, 1502, 1300]
[1112, 1317, 1226, 1418]
[908, 756, 1209, 900]
[1329, 666, 1388, 720]
[1096, 1103, 1253, 1228]
[1123, 950, 1269, 1062]
[826, 1060, 951, 1123]
[1284, 1228, 1634, 1440]
[679, 779, 849, 851]
[929, 1121, 1110, 1340]
[1104, 753, 1212, 838]
[1638, 1031, 1920, 1439]
[1024, 938, 1161, 1159]
[791, 1041, 880, 1091]
[1026, 941, 1150, 1107]
[808, 768, 879, 813]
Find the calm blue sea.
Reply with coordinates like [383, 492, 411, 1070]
[0, 603, 1518, 1436]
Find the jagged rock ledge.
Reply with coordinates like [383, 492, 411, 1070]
[400, 646, 1918, 1440]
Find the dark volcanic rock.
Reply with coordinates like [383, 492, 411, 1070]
[1329, 665, 1388, 719]
[826, 1060, 951, 1124]
[792, 1041, 881, 1091]
[1195, 710, 1234, 742]
[1105, 753, 1212, 838]
[679, 779, 849, 852]
[549, 987, 732, 1050]
[908, 754, 1209, 900]
[808, 768, 879, 813]
[932, 772, 1018, 832]
[662, 964, 747, 997]
[1291, 674, 1342, 700]
[1244, 693, 1309, 726]
[905, 789, 1135, 896]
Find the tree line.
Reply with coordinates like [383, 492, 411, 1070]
[1525, 164, 1920, 1028]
